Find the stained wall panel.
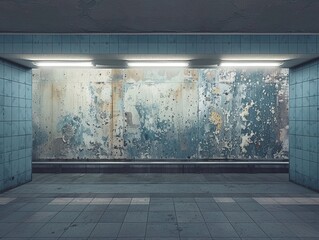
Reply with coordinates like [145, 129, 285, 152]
[32, 68, 288, 161]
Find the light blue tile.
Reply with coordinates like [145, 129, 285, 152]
[12, 42, 22, 53]
[302, 121, 310, 135]
[19, 121, 26, 135]
[309, 80, 317, 96]
[26, 99, 32, 108]
[0, 79, 4, 95]
[148, 43, 158, 54]
[4, 64, 11, 80]
[176, 43, 186, 54]
[19, 98, 26, 107]
[4, 42, 13, 53]
[26, 85, 32, 99]
[148, 35, 158, 44]
[309, 121, 318, 137]
[25, 121, 32, 134]
[259, 43, 269, 54]
[22, 43, 33, 53]
[89, 42, 100, 53]
[295, 107, 303, 121]
[309, 96, 317, 106]
[310, 151, 317, 161]
[80, 42, 89, 53]
[4, 106, 11, 121]
[118, 42, 128, 54]
[26, 108, 32, 121]
[26, 135, 32, 148]
[11, 136, 19, 151]
[11, 81, 19, 97]
[4, 136, 12, 152]
[295, 83, 302, 98]
[109, 35, 119, 43]
[302, 97, 310, 107]
[309, 137, 318, 153]
[18, 135, 25, 150]
[127, 43, 138, 53]
[11, 106, 19, 121]
[52, 42, 62, 53]
[302, 136, 310, 151]
[309, 106, 318, 120]
[26, 72, 32, 85]
[12, 121, 19, 136]
[222, 43, 232, 53]
[26, 147, 32, 157]
[71, 42, 80, 53]
[43, 42, 53, 53]
[231, 43, 241, 54]
[109, 43, 119, 53]
[99, 35, 109, 44]
[19, 107, 26, 121]
[11, 150, 19, 161]
[176, 35, 186, 43]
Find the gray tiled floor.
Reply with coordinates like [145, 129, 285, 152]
[0, 173, 318, 239]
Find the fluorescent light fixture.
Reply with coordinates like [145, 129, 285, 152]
[221, 57, 288, 61]
[220, 62, 282, 67]
[35, 61, 93, 67]
[127, 62, 188, 67]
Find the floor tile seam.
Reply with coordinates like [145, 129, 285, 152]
[115, 199, 130, 239]
[172, 197, 181, 239]
[143, 200, 150, 238]
[224, 206, 278, 239]
[194, 197, 214, 239]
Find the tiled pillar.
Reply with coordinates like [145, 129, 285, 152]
[0, 59, 32, 192]
[289, 60, 319, 191]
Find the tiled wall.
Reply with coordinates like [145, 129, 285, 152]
[0, 59, 32, 192]
[289, 60, 319, 191]
[0, 35, 318, 55]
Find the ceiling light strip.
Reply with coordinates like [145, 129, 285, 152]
[127, 62, 188, 67]
[35, 62, 93, 67]
[220, 62, 282, 67]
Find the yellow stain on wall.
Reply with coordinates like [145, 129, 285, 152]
[212, 86, 220, 95]
[210, 111, 222, 131]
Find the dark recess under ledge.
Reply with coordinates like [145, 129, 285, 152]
[32, 159, 289, 173]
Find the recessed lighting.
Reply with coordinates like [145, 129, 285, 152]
[220, 62, 282, 67]
[127, 62, 188, 67]
[35, 62, 93, 67]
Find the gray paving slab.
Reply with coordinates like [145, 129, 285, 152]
[148, 211, 177, 223]
[146, 223, 179, 237]
[33, 222, 70, 238]
[90, 222, 121, 238]
[0, 173, 319, 239]
[176, 211, 204, 222]
[118, 222, 146, 237]
[178, 222, 211, 237]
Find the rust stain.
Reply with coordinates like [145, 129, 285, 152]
[212, 86, 220, 95]
[210, 111, 222, 131]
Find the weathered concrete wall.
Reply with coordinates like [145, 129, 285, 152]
[32, 68, 288, 160]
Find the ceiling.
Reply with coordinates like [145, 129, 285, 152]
[0, 0, 319, 33]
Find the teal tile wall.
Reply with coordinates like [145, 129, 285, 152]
[290, 60, 319, 191]
[0, 59, 32, 193]
[0, 34, 318, 55]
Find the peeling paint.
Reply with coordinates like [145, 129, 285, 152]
[32, 68, 289, 160]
